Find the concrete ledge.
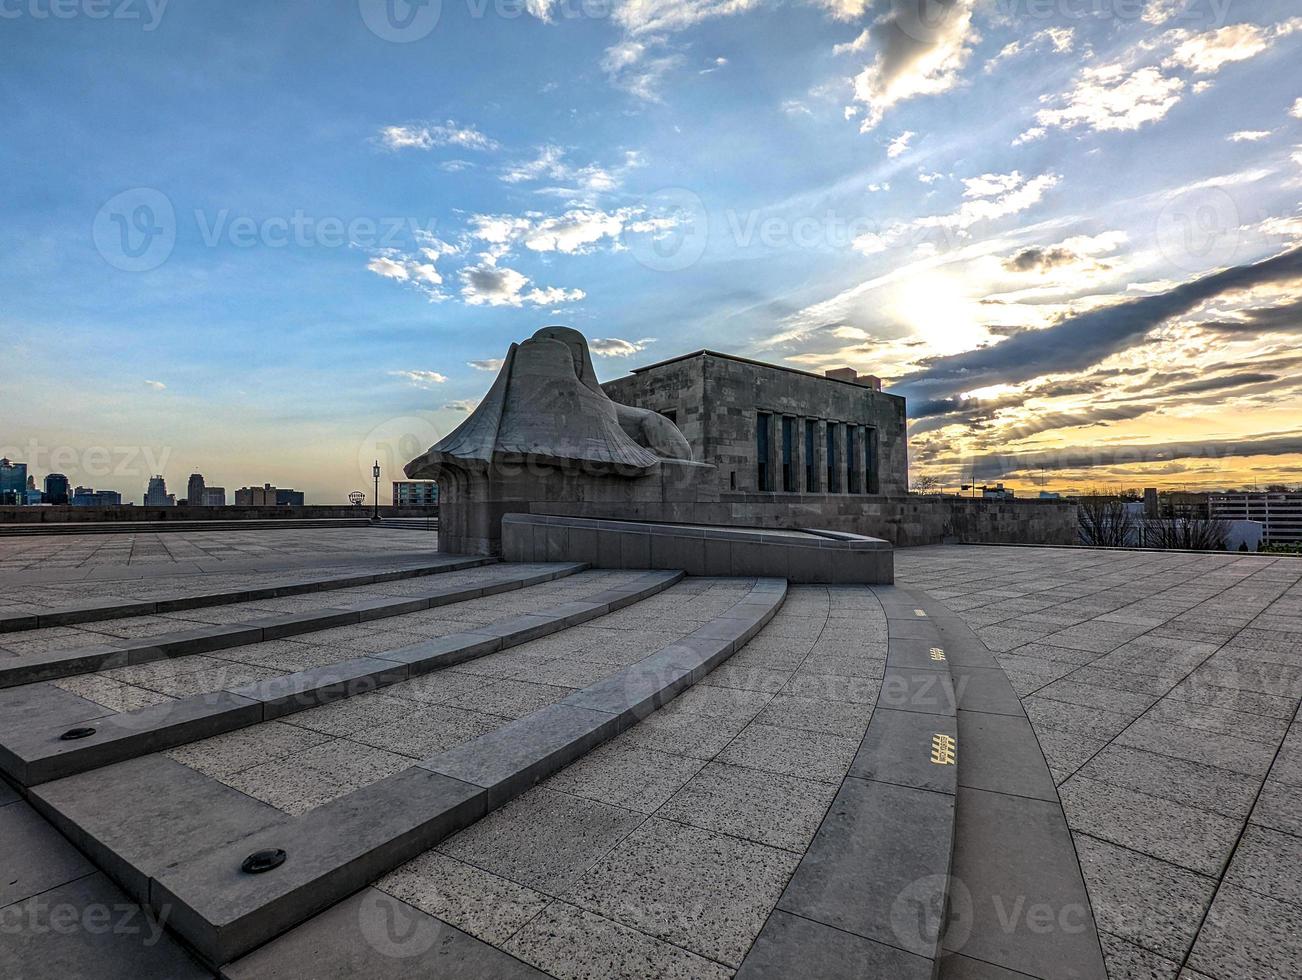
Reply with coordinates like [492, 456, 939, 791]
[0, 570, 684, 787]
[127, 577, 787, 966]
[502, 513, 893, 584]
[0, 562, 587, 689]
[0, 556, 491, 634]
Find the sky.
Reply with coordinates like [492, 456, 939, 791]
[3, 0, 1300, 502]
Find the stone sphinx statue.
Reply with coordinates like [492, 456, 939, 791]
[407, 326, 710, 555]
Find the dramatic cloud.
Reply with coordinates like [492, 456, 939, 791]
[1000, 231, 1126, 273]
[389, 370, 447, 388]
[377, 121, 498, 152]
[588, 337, 655, 357]
[896, 245, 1302, 397]
[1195, 295, 1302, 335]
[845, 0, 979, 130]
[970, 431, 1302, 481]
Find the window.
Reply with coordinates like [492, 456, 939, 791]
[662, 409, 677, 425]
[826, 422, 840, 493]
[848, 426, 860, 493]
[805, 420, 816, 492]
[866, 428, 879, 493]
[756, 412, 772, 492]
[781, 417, 795, 492]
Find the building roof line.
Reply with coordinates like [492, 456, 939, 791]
[614, 348, 892, 393]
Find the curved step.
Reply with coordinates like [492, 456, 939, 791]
[29, 576, 787, 967]
[0, 562, 585, 689]
[0, 554, 487, 634]
[0, 570, 683, 787]
[737, 585, 958, 979]
[911, 589, 1108, 980]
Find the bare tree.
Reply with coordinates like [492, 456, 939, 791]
[911, 475, 944, 495]
[1077, 491, 1134, 547]
[1146, 516, 1229, 551]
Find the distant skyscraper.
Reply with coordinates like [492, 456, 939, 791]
[0, 458, 29, 505]
[186, 473, 206, 506]
[71, 488, 123, 506]
[44, 473, 70, 505]
[144, 475, 175, 507]
[275, 488, 305, 507]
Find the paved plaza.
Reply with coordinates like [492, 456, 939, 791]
[0, 528, 1298, 979]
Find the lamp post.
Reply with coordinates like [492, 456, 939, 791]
[372, 460, 382, 523]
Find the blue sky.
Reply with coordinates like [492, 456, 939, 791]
[4, 0, 1301, 501]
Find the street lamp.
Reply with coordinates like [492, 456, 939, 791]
[372, 460, 382, 523]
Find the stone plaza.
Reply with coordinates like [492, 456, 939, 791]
[0, 524, 1298, 980]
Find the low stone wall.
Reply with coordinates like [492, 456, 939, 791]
[526, 493, 1077, 548]
[0, 504, 438, 525]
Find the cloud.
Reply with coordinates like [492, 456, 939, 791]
[1028, 65, 1185, 137]
[588, 337, 655, 357]
[1142, 0, 1187, 26]
[1163, 19, 1301, 75]
[467, 358, 505, 372]
[1000, 231, 1126, 273]
[970, 431, 1302, 481]
[364, 239, 457, 299]
[984, 27, 1075, 73]
[458, 257, 585, 308]
[700, 56, 729, 74]
[143, 380, 166, 391]
[895, 245, 1302, 398]
[600, 38, 685, 101]
[1228, 130, 1272, 142]
[1195, 295, 1302, 335]
[377, 121, 498, 152]
[501, 146, 641, 195]
[846, 0, 979, 130]
[442, 399, 481, 413]
[911, 171, 1060, 233]
[390, 370, 448, 389]
[468, 206, 672, 256]
[1293, 98, 1302, 119]
[612, 0, 761, 36]
[886, 131, 915, 158]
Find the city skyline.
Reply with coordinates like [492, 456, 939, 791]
[6, 1, 1302, 500]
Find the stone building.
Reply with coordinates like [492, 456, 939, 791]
[602, 350, 908, 497]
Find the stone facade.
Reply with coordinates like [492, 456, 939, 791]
[602, 351, 908, 497]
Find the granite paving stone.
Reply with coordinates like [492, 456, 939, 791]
[715, 721, 861, 784]
[1187, 883, 1302, 980]
[543, 738, 705, 814]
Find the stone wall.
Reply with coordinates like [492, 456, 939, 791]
[525, 493, 1078, 548]
[0, 504, 439, 525]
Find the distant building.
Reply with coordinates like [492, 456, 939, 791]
[144, 475, 175, 507]
[44, 473, 70, 505]
[393, 481, 438, 507]
[235, 484, 277, 506]
[1211, 492, 1302, 545]
[1143, 487, 1159, 517]
[235, 484, 304, 506]
[982, 483, 1016, 500]
[0, 458, 29, 505]
[1037, 491, 1061, 500]
[186, 473, 206, 507]
[201, 487, 227, 507]
[71, 488, 123, 507]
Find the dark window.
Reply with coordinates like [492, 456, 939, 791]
[826, 422, 840, 493]
[866, 428, 879, 493]
[662, 409, 677, 425]
[805, 420, 816, 491]
[781, 417, 795, 492]
[756, 412, 772, 492]
[848, 427, 860, 493]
